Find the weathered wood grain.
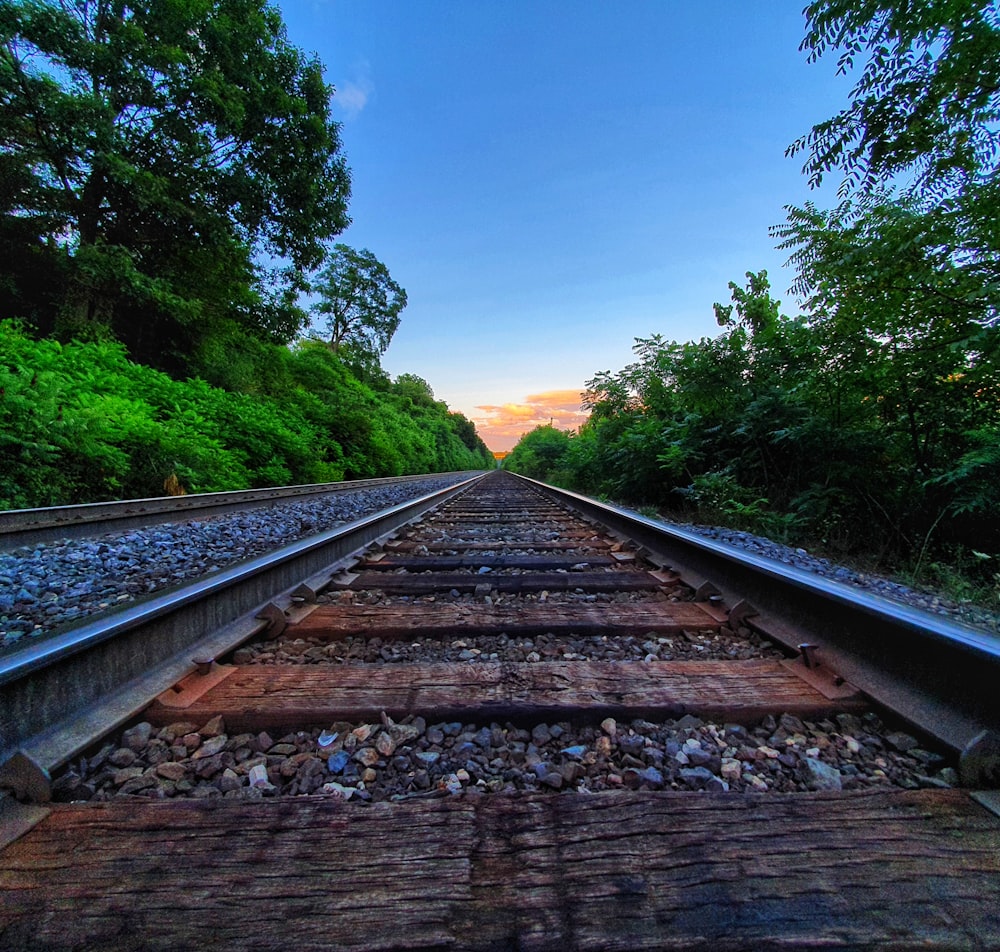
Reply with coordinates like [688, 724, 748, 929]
[358, 554, 616, 571]
[145, 660, 857, 730]
[1, 790, 997, 950]
[345, 570, 662, 595]
[0, 796, 472, 951]
[290, 601, 723, 640]
[386, 539, 614, 552]
[462, 789, 1000, 950]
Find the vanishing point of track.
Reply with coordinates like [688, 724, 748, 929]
[1, 470, 999, 950]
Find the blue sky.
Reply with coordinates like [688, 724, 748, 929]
[277, 2, 849, 449]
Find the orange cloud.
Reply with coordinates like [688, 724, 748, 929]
[472, 389, 590, 451]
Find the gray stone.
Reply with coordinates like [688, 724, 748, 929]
[675, 715, 704, 730]
[122, 722, 152, 751]
[156, 762, 187, 782]
[112, 767, 144, 785]
[109, 747, 137, 768]
[268, 743, 298, 755]
[685, 747, 715, 768]
[119, 774, 159, 795]
[354, 747, 380, 767]
[192, 734, 228, 759]
[199, 715, 226, 738]
[218, 768, 243, 793]
[194, 754, 225, 779]
[539, 771, 563, 789]
[778, 714, 806, 733]
[531, 724, 552, 745]
[801, 757, 842, 791]
[637, 766, 664, 787]
[679, 767, 715, 789]
[255, 731, 275, 752]
[375, 732, 396, 757]
[885, 731, 919, 753]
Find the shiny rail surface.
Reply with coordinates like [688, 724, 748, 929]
[0, 471, 479, 550]
[0, 474, 485, 772]
[521, 475, 1000, 755]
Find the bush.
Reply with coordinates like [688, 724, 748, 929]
[0, 322, 492, 509]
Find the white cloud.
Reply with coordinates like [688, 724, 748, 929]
[333, 65, 373, 120]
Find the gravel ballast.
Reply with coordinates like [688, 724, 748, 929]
[0, 475, 470, 650]
[660, 520, 1000, 634]
[3, 476, 998, 649]
[50, 710, 956, 804]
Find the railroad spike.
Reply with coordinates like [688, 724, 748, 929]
[798, 643, 819, 669]
[291, 582, 319, 603]
[960, 730, 1000, 788]
[0, 751, 51, 804]
[694, 581, 721, 601]
[191, 656, 215, 676]
[728, 599, 758, 626]
[256, 601, 288, 637]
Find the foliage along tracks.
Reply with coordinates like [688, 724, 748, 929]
[1, 471, 999, 949]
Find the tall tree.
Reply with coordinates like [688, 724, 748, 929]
[310, 244, 407, 368]
[0, 0, 350, 356]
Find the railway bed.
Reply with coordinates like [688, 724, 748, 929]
[2, 471, 999, 950]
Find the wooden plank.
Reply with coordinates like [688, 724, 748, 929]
[386, 539, 614, 552]
[0, 797, 473, 951]
[344, 570, 662, 594]
[357, 554, 616, 571]
[1, 790, 997, 950]
[290, 601, 723, 640]
[145, 660, 860, 730]
[461, 789, 1000, 950]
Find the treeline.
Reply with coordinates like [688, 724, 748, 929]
[0, 321, 491, 509]
[508, 1, 1000, 598]
[0, 1, 493, 505]
[507, 270, 998, 557]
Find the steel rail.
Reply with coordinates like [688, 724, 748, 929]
[517, 474, 1000, 755]
[0, 471, 482, 550]
[0, 473, 486, 776]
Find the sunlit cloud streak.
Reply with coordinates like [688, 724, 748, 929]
[473, 389, 589, 451]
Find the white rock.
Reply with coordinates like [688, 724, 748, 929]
[248, 764, 271, 788]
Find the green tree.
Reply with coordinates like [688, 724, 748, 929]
[790, 0, 1000, 196]
[310, 244, 407, 368]
[505, 425, 573, 483]
[392, 373, 437, 409]
[0, 0, 350, 359]
[787, 1, 1000, 336]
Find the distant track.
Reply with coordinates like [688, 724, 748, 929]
[0, 471, 474, 550]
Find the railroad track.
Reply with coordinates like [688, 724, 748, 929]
[1, 471, 999, 949]
[0, 471, 473, 551]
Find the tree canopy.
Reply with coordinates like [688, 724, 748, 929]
[310, 244, 408, 374]
[790, 0, 1000, 196]
[0, 0, 350, 367]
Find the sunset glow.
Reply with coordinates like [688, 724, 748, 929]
[472, 389, 589, 452]
[275, 4, 852, 459]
